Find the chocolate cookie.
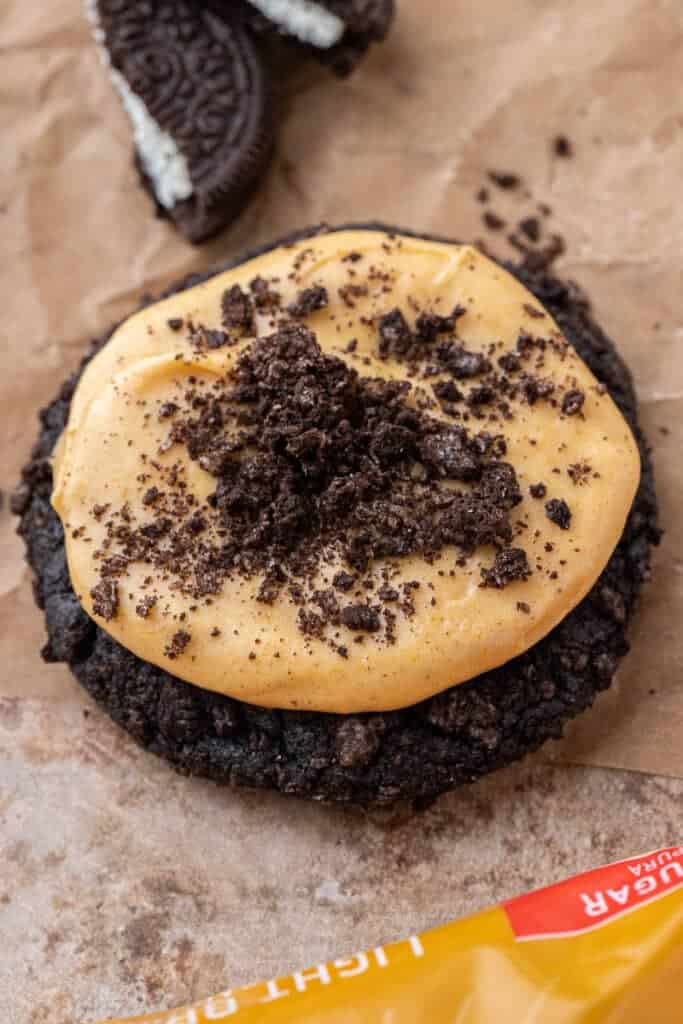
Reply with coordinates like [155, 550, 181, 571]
[86, 0, 273, 243]
[235, 0, 395, 76]
[15, 225, 659, 805]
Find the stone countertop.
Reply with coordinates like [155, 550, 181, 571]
[1, 696, 680, 1024]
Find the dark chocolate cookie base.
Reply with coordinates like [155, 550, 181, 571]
[15, 224, 660, 805]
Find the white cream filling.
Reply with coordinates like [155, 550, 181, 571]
[246, 0, 346, 49]
[84, 0, 194, 209]
[108, 69, 194, 209]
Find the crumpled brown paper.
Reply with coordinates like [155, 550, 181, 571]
[1, 0, 682, 778]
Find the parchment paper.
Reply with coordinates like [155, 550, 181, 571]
[3, 4, 683, 1023]
[2, 0, 682, 775]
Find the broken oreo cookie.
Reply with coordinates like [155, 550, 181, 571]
[86, 0, 395, 241]
[87, 0, 273, 243]
[237, 0, 395, 76]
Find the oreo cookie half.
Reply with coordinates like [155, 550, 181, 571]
[86, 0, 273, 243]
[15, 225, 659, 806]
[236, 0, 395, 75]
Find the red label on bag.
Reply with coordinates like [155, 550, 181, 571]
[504, 846, 683, 941]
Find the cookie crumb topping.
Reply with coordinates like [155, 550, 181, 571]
[88, 316, 536, 650]
[545, 498, 572, 530]
[66, 233, 616, 668]
[49, 229, 644, 719]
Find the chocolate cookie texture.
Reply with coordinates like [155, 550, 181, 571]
[86, 0, 273, 242]
[16, 226, 659, 805]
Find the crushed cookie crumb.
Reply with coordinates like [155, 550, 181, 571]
[519, 219, 541, 244]
[165, 630, 191, 660]
[221, 284, 255, 335]
[488, 171, 520, 190]
[483, 211, 506, 231]
[554, 135, 573, 158]
[562, 389, 585, 416]
[480, 548, 531, 589]
[90, 579, 119, 621]
[135, 595, 157, 619]
[288, 285, 328, 318]
[340, 604, 381, 632]
[568, 461, 592, 486]
[545, 498, 572, 529]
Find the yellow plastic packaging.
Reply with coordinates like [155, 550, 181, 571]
[99, 845, 683, 1023]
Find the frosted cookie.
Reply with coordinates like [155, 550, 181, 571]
[86, 0, 273, 243]
[15, 226, 659, 804]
